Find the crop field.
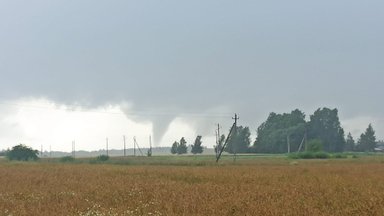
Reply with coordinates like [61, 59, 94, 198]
[1, 156, 384, 215]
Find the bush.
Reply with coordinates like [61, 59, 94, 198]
[307, 139, 323, 152]
[96, 155, 109, 162]
[89, 155, 110, 164]
[288, 151, 330, 159]
[300, 152, 315, 159]
[315, 152, 330, 159]
[6, 144, 39, 161]
[288, 153, 299, 159]
[60, 156, 75, 163]
[332, 153, 348, 159]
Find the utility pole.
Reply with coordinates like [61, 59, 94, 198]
[232, 114, 239, 162]
[216, 123, 221, 158]
[216, 113, 239, 163]
[148, 135, 152, 157]
[72, 140, 76, 158]
[287, 135, 291, 154]
[123, 135, 126, 157]
[304, 128, 308, 152]
[106, 137, 109, 156]
[133, 136, 144, 156]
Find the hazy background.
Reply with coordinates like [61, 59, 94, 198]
[0, 1, 383, 151]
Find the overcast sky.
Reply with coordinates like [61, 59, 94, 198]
[0, 1, 383, 151]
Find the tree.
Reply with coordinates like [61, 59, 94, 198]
[357, 124, 377, 152]
[225, 126, 251, 154]
[191, 135, 203, 154]
[214, 135, 225, 154]
[171, 141, 178, 154]
[344, 133, 355, 152]
[6, 144, 39, 161]
[177, 137, 188, 154]
[307, 108, 345, 152]
[254, 109, 306, 153]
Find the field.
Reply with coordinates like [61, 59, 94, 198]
[1, 155, 384, 215]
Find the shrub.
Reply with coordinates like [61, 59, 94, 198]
[300, 152, 315, 159]
[332, 153, 348, 159]
[60, 156, 75, 163]
[96, 155, 109, 162]
[288, 153, 299, 159]
[288, 151, 330, 159]
[314, 152, 330, 159]
[307, 139, 323, 152]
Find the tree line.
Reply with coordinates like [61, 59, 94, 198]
[171, 107, 381, 155]
[252, 107, 379, 153]
[171, 136, 203, 155]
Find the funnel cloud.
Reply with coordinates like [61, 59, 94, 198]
[0, 1, 383, 148]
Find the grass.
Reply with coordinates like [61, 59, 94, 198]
[1, 154, 384, 215]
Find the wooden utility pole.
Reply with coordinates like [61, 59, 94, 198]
[287, 135, 291, 154]
[297, 132, 307, 153]
[72, 140, 76, 158]
[304, 128, 308, 152]
[216, 113, 239, 163]
[148, 135, 152, 157]
[215, 124, 221, 158]
[106, 137, 109, 156]
[123, 135, 126, 157]
[232, 114, 239, 162]
[133, 137, 144, 156]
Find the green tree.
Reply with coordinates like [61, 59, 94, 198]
[254, 109, 306, 153]
[307, 108, 345, 152]
[171, 141, 178, 154]
[6, 144, 39, 161]
[191, 135, 203, 154]
[177, 137, 188, 154]
[357, 124, 376, 152]
[225, 126, 251, 153]
[344, 133, 355, 152]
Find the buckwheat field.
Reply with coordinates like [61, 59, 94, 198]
[1, 157, 384, 215]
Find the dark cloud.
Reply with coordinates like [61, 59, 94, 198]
[1, 0, 383, 141]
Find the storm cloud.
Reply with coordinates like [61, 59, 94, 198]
[1, 0, 383, 144]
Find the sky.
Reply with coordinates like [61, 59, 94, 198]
[0, 1, 383, 152]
